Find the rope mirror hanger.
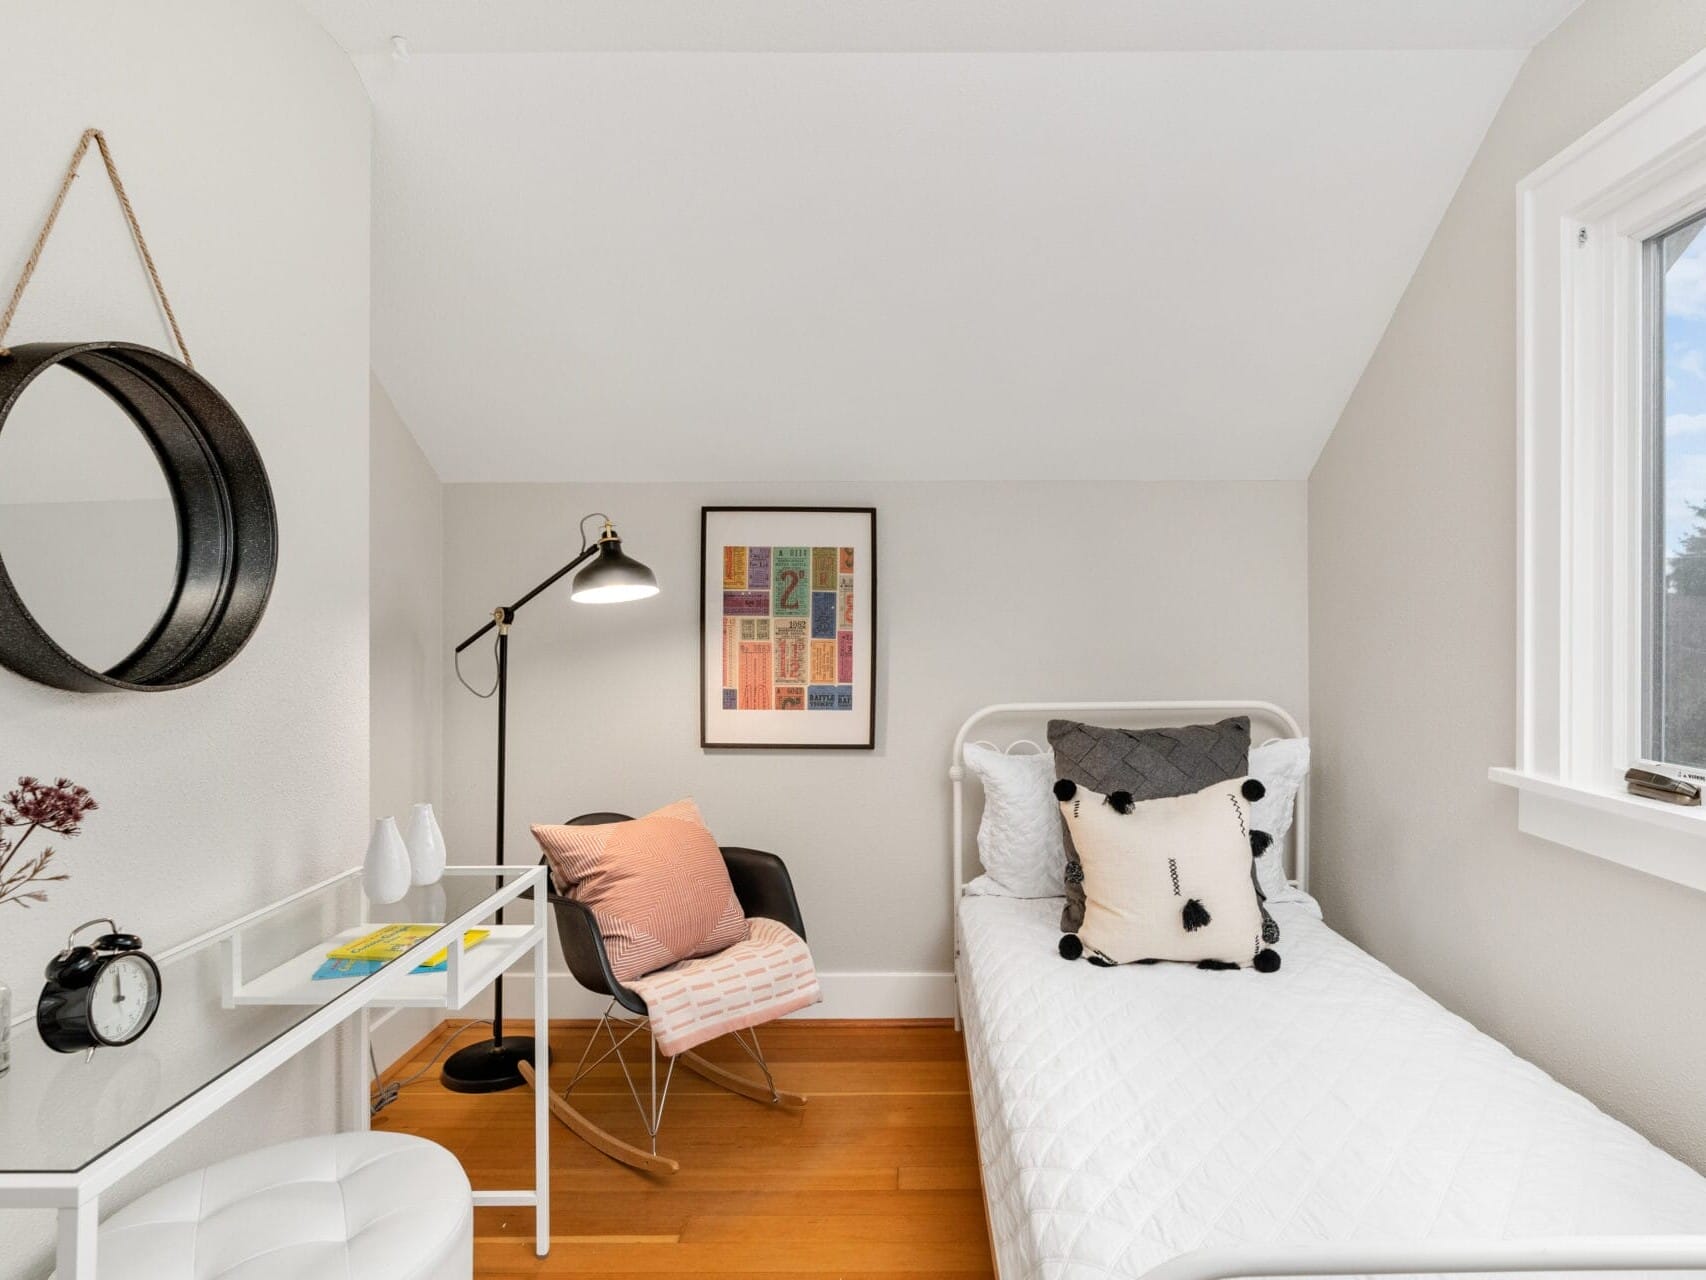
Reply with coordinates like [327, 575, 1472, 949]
[0, 129, 277, 693]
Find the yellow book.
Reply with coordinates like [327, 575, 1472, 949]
[328, 924, 490, 969]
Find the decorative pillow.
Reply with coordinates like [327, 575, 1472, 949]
[1048, 716, 1251, 932]
[1248, 737, 1310, 904]
[531, 799, 746, 983]
[964, 741, 1064, 898]
[1054, 777, 1279, 971]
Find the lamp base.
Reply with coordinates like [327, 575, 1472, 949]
[439, 1036, 537, 1094]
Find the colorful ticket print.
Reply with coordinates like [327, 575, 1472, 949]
[702, 507, 876, 749]
[720, 544, 855, 711]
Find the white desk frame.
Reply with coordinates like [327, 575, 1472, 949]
[0, 864, 550, 1279]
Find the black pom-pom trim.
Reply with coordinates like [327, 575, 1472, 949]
[1252, 948, 1281, 973]
[1181, 898, 1212, 932]
[1053, 778, 1078, 802]
[1087, 954, 1117, 968]
[1241, 778, 1266, 802]
[1250, 830, 1273, 857]
[1197, 958, 1239, 971]
[1058, 934, 1083, 961]
[1106, 789, 1135, 814]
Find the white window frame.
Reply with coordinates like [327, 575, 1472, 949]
[1492, 46, 1706, 893]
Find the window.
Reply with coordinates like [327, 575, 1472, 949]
[1645, 212, 1706, 773]
[1495, 45, 1706, 892]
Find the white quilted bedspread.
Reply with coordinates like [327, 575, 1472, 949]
[958, 894, 1706, 1280]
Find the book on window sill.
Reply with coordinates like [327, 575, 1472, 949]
[319, 924, 490, 973]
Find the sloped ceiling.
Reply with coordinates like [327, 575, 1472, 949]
[305, 2, 1577, 482]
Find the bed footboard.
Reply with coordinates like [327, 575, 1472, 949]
[1139, 1235, 1706, 1280]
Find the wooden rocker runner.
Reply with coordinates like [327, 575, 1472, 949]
[528, 812, 818, 1174]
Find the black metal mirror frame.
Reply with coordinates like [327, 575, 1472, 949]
[0, 341, 277, 693]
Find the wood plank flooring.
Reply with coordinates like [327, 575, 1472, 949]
[374, 1019, 995, 1278]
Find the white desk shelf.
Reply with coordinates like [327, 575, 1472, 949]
[226, 923, 538, 1010]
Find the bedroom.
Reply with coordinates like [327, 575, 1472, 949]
[2, 1, 1705, 1277]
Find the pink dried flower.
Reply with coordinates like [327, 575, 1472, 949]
[0, 775, 98, 909]
[3, 776, 98, 836]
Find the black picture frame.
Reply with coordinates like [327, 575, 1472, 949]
[0, 341, 278, 693]
[700, 505, 877, 750]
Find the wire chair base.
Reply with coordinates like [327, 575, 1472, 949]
[530, 1001, 807, 1174]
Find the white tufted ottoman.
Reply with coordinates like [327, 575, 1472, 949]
[55, 1132, 472, 1280]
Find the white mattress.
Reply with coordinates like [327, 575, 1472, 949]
[958, 893, 1706, 1280]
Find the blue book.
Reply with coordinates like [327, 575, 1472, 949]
[313, 957, 384, 981]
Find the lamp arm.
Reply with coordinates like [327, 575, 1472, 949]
[453, 542, 601, 654]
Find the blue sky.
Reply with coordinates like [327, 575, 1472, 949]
[1663, 223, 1706, 560]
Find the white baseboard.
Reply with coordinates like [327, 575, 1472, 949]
[462, 969, 957, 1022]
[805, 971, 956, 1019]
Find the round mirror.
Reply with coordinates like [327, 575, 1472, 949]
[0, 367, 180, 672]
[0, 342, 277, 693]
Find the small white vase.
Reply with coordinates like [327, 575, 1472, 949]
[0, 973, 10, 1077]
[404, 803, 446, 886]
[364, 817, 411, 906]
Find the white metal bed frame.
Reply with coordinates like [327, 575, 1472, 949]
[946, 699, 1706, 1280]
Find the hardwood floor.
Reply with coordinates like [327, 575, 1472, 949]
[374, 1018, 996, 1278]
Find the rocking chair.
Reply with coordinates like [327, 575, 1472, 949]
[524, 812, 812, 1175]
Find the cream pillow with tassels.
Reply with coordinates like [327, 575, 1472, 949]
[1054, 776, 1280, 972]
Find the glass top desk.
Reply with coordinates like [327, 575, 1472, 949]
[0, 864, 550, 1278]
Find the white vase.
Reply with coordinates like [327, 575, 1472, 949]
[364, 817, 411, 906]
[404, 803, 446, 886]
[0, 973, 10, 1077]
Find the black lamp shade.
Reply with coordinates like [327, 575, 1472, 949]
[570, 537, 659, 604]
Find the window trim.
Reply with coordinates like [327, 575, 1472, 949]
[1496, 45, 1706, 890]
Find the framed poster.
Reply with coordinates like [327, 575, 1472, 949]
[701, 506, 876, 749]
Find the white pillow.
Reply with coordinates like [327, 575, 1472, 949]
[1248, 737, 1309, 904]
[964, 741, 1063, 898]
[1057, 777, 1277, 970]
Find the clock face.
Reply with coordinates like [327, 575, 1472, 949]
[89, 954, 159, 1046]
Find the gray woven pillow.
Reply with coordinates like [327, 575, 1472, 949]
[1050, 716, 1251, 932]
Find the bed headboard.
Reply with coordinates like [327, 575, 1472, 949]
[948, 700, 1308, 965]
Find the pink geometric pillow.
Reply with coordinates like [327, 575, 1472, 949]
[531, 799, 746, 983]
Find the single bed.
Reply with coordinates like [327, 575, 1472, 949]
[950, 701, 1706, 1280]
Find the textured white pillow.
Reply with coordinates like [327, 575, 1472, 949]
[1058, 777, 1275, 969]
[964, 741, 1063, 898]
[1248, 737, 1310, 904]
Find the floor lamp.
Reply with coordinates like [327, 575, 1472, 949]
[441, 514, 659, 1093]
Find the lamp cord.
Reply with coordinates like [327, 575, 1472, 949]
[451, 511, 612, 700]
[453, 633, 500, 699]
[370, 1017, 484, 1116]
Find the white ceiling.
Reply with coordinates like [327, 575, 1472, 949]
[305, 3, 1575, 482]
[305, 0, 1579, 54]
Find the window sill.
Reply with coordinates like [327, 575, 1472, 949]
[1488, 768, 1706, 893]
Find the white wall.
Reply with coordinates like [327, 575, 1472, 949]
[1309, 0, 1706, 1171]
[0, 2, 371, 1274]
[368, 375, 446, 1065]
[444, 480, 1308, 1014]
[371, 376, 445, 824]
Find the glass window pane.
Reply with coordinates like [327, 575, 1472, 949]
[1646, 211, 1706, 769]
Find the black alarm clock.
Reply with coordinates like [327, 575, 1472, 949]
[37, 918, 162, 1055]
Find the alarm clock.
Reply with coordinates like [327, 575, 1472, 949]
[37, 918, 162, 1055]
